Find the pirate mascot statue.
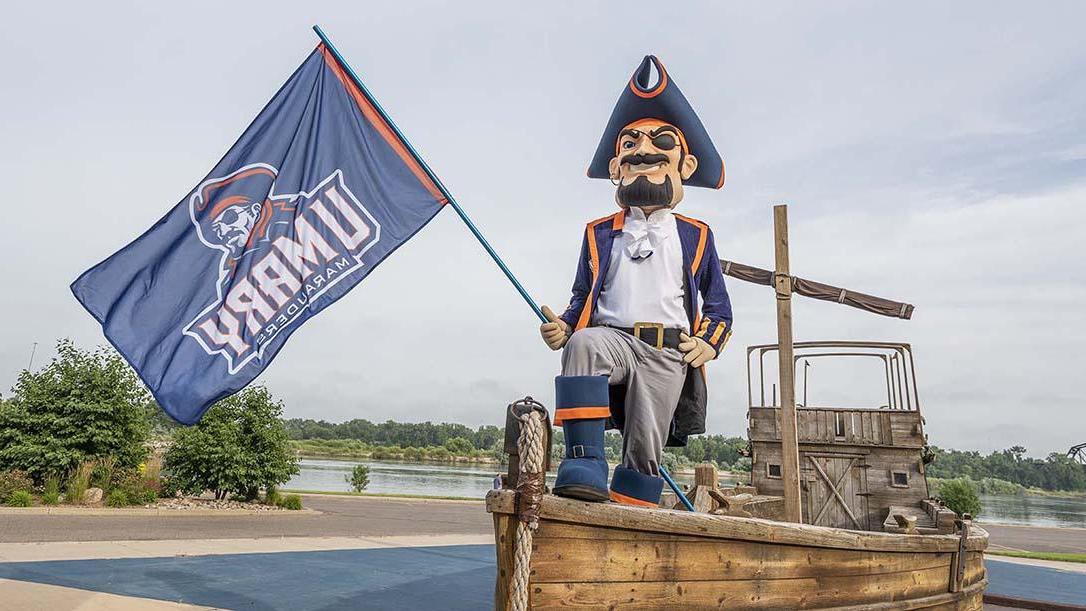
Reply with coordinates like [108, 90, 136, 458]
[539, 56, 733, 507]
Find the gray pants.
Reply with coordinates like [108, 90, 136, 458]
[561, 327, 687, 476]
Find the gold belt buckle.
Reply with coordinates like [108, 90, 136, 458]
[633, 322, 665, 349]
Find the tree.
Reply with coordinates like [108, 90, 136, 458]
[938, 478, 982, 517]
[346, 464, 370, 492]
[444, 436, 474, 455]
[164, 386, 299, 500]
[0, 340, 151, 482]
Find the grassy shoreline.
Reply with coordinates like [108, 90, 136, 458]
[280, 488, 480, 501]
[987, 550, 1086, 564]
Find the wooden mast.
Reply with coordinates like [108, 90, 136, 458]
[773, 204, 803, 523]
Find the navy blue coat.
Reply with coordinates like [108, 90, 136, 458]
[559, 210, 733, 446]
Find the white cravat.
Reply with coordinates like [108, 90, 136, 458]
[594, 207, 688, 330]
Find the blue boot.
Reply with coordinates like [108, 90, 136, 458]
[553, 375, 610, 502]
[610, 466, 664, 508]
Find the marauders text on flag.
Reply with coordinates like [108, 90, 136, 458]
[72, 39, 448, 424]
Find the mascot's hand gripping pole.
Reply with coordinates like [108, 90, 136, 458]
[313, 25, 694, 512]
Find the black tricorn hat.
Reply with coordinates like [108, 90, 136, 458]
[587, 55, 724, 189]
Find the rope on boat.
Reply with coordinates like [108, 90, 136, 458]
[509, 406, 546, 611]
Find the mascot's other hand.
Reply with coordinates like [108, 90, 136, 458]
[678, 333, 716, 368]
[540, 305, 571, 350]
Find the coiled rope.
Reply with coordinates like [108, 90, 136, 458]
[509, 405, 546, 611]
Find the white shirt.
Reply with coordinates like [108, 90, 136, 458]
[593, 207, 687, 329]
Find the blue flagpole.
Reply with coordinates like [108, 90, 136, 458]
[312, 25, 546, 323]
[659, 465, 696, 512]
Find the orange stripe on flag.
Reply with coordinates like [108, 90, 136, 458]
[319, 46, 447, 205]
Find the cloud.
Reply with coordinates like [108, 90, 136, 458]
[0, 1, 1083, 455]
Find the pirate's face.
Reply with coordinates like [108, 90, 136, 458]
[211, 201, 262, 255]
[608, 120, 698, 209]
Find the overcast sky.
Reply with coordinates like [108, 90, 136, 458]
[2, 2, 1083, 455]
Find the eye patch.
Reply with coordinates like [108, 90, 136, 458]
[651, 134, 676, 150]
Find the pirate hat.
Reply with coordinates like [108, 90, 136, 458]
[196, 165, 277, 220]
[587, 55, 725, 189]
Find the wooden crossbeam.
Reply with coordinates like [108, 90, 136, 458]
[810, 456, 862, 529]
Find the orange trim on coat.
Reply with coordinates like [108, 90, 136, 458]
[675, 214, 709, 275]
[319, 45, 447, 205]
[552, 406, 611, 425]
[575, 225, 600, 331]
[628, 62, 669, 99]
[612, 210, 626, 231]
[716, 158, 726, 189]
[709, 321, 728, 344]
[609, 489, 658, 507]
[574, 212, 622, 331]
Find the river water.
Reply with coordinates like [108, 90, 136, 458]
[286, 458, 1084, 528]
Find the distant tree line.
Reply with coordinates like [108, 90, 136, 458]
[927, 445, 1086, 492]
[286, 418, 750, 471]
[283, 418, 504, 453]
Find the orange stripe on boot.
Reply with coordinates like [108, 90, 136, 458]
[609, 489, 658, 507]
[552, 406, 610, 425]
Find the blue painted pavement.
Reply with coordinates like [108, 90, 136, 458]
[0, 545, 495, 610]
[985, 559, 1086, 607]
[1, 547, 1084, 609]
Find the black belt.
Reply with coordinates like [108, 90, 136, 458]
[611, 323, 683, 350]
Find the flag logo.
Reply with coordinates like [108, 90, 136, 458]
[184, 165, 381, 373]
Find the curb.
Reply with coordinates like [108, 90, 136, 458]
[0, 506, 321, 517]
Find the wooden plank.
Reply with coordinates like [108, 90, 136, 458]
[531, 564, 954, 609]
[962, 551, 985, 587]
[529, 536, 953, 583]
[493, 513, 516, 611]
[774, 204, 803, 524]
[694, 464, 719, 489]
[488, 490, 970, 553]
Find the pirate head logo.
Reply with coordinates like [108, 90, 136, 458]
[184, 164, 381, 373]
[190, 164, 278, 259]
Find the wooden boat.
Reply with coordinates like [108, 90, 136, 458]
[488, 206, 988, 609]
[487, 489, 987, 610]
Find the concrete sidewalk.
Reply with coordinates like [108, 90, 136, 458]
[0, 494, 490, 543]
[0, 579, 214, 611]
[0, 533, 492, 563]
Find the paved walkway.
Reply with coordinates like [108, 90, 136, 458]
[0, 495, 491, 543]
[982, 522, 1086, 554]
[0, 545, 495, 611]
[1, 495, 1084, 609]
[986, 556, 1086, 608]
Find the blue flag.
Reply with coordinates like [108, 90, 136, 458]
[71, 44, 448, 424]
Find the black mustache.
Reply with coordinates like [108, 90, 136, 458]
[621, 153, 669, 166]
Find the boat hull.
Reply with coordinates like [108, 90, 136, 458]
[488, 490, 986, 610]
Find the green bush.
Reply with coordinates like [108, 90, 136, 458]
[0, 340, 151, 481]
[346, 464, 370, 492]
[0, 470, 33, 501]
[277, 494, 302, 510]
[106, 489, 129, 507]
[938, 478, 982, 517]
[43, 476, 60, 497]
[6, 490, 32, 507]
[164, 387, 299, 500]
[264, 486, 281, 506]
[41, 491, 60, 506]
[92, 457, 117, 490]
[66, 461, 94, 505]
